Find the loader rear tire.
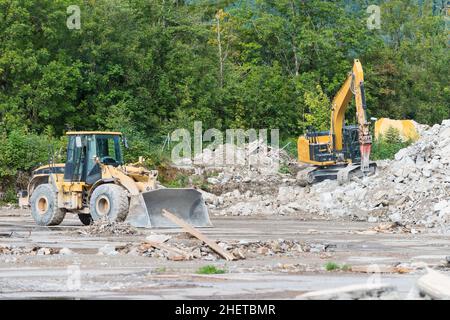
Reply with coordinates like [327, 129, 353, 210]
[89, 184, 129, 222]
[30, 183, 66, 226]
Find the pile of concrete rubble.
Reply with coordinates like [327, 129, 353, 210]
[306, 119, 450, 230]
[77, 218, 139, 236]
[199, 119, 450, 232]
[0, 244, 64, 256]
[176, 139, 291, 199]
[116, 235, 330, 261]
[177, 139, 290, 175]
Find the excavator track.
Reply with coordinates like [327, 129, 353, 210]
[297, 162, 377, 186]
[337, 162, 377, 185]
[296, 166, 318, 186]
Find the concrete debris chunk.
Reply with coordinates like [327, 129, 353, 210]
[162, 209, 236, 261]
[299, 283, 396, 300]
[416, 269, 450, 299]
[97, 244, 118, 256]
[144, 240, 192, 261]
[145, 234, 171, 244]
[59, 247, 74, 255]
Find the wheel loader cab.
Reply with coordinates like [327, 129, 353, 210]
[64, 132, 123, 185]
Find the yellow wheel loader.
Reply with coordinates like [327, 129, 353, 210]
[20, 131, 211, 228]
[297, 59, 377, 184]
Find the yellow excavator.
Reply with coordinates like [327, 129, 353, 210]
[20, 131, 211, 228]
[297, 59, 377, 184]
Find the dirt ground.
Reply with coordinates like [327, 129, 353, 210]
[0, 208, 449, 299]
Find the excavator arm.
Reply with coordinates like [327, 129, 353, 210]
[330, 59, 372, 171]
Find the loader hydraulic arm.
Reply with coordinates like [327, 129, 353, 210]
[330, 59, 372, 170]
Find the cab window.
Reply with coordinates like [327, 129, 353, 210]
[95, 135, 123, 166]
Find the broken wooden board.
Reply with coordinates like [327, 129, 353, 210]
[416, 269, 450, 299]
[162, 209, 236, 261]
[299, 283, 396, 300]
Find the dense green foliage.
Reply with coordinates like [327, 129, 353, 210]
[0, 129, 66, 188]
[0, 0, 448, 190]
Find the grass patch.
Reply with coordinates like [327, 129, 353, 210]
[206, 170, 220, 178]
[278, 164, 291, 174]
[154, 267, 166, 273]
[190, 175, 210, 190]
[196, 265, 226, 275]
[325, 262, 340, 271]
[341, 264, 352, 272]
[161, 172, 189, 188]
[324, 262, 352, 272]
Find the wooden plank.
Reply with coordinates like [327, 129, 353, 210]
[162, 209, 236, 261]
[416, 269, 450, 299]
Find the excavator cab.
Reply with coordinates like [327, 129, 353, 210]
[341, 125, 361, 163]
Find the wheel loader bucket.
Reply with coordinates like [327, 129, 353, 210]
[126, 188, 212, 228]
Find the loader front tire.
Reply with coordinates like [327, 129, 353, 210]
[90, 184, 129, 222]
[78, 214, 94, 226]
[30, 184, 66, 226]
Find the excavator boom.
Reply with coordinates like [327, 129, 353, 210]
[330, 59, 372, 171]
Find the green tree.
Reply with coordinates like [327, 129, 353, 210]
[300, 85, 330, 132]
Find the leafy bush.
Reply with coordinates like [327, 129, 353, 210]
[371, 127, 413, 160]
[280, 137, 299, 159]
[0, 130, 66, 190]
[0, 187, 18, 205]
[299, 85, 331, 133]
[122, 134, 170, 168]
